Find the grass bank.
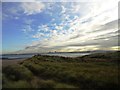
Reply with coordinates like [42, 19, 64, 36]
[2, 51, 119, 89]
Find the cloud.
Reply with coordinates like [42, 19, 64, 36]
[20, 2, 45, 15]
[24, 19, 34, 25]
[38, 25, 49, 32]
[32, 33, 44, 38]
[2, 0, 36, 2]
[16, 0, 119, 53]
[14, 17, 19, 19]
[32, 25, 50, 38]
[61, 5, 66, 14]
[22, 25, 34, 34]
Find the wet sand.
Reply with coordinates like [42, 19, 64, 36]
[1, 59, 25, 67]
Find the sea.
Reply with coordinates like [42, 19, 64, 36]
[0, 52, 90, 60]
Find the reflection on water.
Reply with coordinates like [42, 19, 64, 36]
[43, 53, 90, 57]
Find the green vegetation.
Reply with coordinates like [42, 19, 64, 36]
[2, 51, 119, 89]
[81, 51, 120, 62]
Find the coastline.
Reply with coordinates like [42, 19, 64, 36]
[2, 51, 119, 88]
[2, 59, 25, 67]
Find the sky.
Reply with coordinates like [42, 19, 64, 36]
[1, 0, 120, 54]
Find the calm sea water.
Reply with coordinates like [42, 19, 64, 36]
[0, 54, 34, 60]
[0, 53, 90, 60]
[42, 53, 90, 57]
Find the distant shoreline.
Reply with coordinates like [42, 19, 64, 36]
[1, 52, 91, 60]
[1, 50, 118, 60]
[1, 51, 119, 67]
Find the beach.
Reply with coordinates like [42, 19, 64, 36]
[2, 59, 25, 67]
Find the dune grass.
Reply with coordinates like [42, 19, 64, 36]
[2, 51, 119, 89]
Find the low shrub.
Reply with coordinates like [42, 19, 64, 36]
[3, 80, 31, 88]
[3, 65, 33, 81]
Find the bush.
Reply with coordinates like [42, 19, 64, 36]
[3, 52, 119, 89]
[38, 80, 56, 88]
[54, 83, 77, 88]
[3, 65, 33, 81]
[3, 80, 31, 88]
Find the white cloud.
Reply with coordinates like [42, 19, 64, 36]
[24, 19, 34, 25]
[55, 25, 63, 30]
[38, 25, 49, 32]
[18, 0, 119, 53]
[61, 5, 66, 14]
[14, 17, 19, 19]
[22, 25, 34, 33]
[30, 24, 51, 39]
[20, 2, 45, 15]
[32, 33, 44, 38]
[51, 18, 55, 22]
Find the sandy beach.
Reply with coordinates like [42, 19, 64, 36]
[2, 59, 25, 67]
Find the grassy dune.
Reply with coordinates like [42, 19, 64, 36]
[2, 51, 119, 89]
